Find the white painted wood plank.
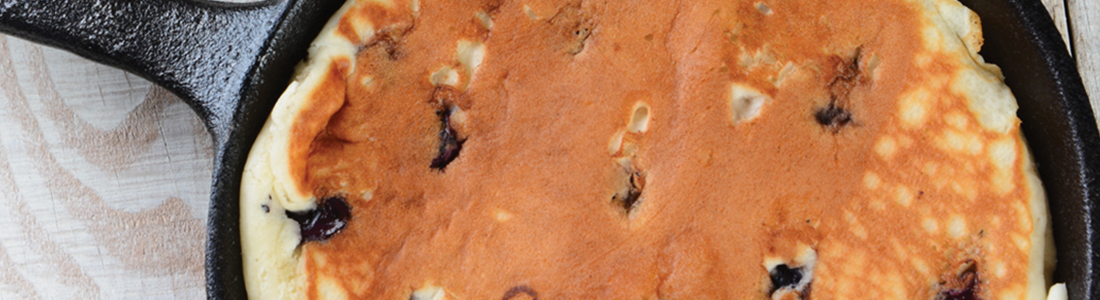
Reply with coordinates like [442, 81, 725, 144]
[0, 35, 212, 299]
[1042, 0, 1073, 55]
[1066, 0, 1100, 131]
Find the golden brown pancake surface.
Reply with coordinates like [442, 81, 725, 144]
[239, 0, 1054, 299]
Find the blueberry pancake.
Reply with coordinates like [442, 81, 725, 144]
[239, 0, 1057, 298]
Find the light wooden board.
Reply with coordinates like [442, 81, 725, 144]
[0, 36, 211, 299]
[0, 0, 1087, 298]
[1067, 0, 1100, 131]
[1043, 0, 1073, 54]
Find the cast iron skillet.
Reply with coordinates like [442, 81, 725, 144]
[0, 0, 1095, 298]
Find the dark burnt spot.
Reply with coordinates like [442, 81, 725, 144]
[938, 260, 980, 300]
[430, 87, 467, 171]
[814, 101, 852, 129]
[286, 196, 352, 243]
[814, 47, 868, 132]
[612, 167, 645, 213]
[940, 289, 978, 300]
[769, 264, 804, 294]
[367, 25, 414, 60]
[261, 204, 270, 213]
[431, 107, 464, 170]
[828, 47, 866, 100]
[502, 285, 538, 300]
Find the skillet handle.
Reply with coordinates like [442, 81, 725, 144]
[0, 0, 288, 132]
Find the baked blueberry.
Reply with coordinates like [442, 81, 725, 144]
[286, 196, 352, 243]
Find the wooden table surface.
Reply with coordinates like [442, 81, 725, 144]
[0, 0, 1093, 298]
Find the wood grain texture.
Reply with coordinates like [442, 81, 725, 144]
[0, 35, 212, 299]
[0, 0, 1084, 298]
[1067, 0, 1100, 131]
[1043, 0, 1073, 54]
